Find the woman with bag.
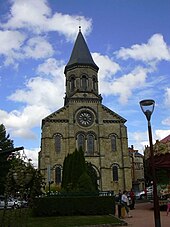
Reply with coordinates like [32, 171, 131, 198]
[121, 190, 132, 218]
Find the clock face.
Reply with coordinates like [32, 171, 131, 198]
[77, 111, 94, 127]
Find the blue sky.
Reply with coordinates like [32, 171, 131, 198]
[0, 0, 170, 167]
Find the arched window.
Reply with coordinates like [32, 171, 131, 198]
[112, 165, 118, 182]
[87, 134, 94, 155]
[111, 134, 116, 152]
[77, 133, 85, 151]
[82, 75, 88, 90]
[55, 166, 62, 184]
[55, 134, 61, 153]
[92, 77, 97, 90]
[70, 76, 75, 92]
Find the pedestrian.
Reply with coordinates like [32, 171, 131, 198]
[129, 188, 135, 209]
[117, 189, 122, 218]
[166, 197, 170, 216]
[121, 190, 132, 218]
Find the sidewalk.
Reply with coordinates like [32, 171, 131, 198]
[120, 202, 170, 227]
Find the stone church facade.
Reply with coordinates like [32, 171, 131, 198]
[39, 28, 132, 193]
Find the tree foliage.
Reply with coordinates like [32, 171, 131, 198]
[61, 147, 98, 193]
[5, 152, 44, 202]
[86, 162, 99, 191]
[0, 124, 14, 194]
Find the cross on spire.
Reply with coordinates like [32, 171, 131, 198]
[77, 17, 82, 32]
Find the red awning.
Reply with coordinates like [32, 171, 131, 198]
[147, 153, 170, 168]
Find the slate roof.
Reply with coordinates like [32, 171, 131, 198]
[65, 28, 99, 72]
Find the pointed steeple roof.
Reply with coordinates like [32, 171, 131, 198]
[65, 28, 99, 72]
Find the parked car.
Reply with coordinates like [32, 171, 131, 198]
[135, 186, 153, 200]
[0, 197, 17, 209]
[0, 196, 28, 209]
[135, 190, 146, 200]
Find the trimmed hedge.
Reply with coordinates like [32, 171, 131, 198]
[32, 196, 115, 217]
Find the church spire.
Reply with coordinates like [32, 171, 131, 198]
[64, 29, 99, 73]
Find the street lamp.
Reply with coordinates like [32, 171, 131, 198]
[139, 99, 161, 227]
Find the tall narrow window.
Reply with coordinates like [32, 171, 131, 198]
[112, 165, 118, 182]
[111, 135, 116, 152]
[55, 166, 62, 184]
[55, 134, 61, 153]
[70, 76, 75, 92]
[77, 133, 85, 151]
[82, 75, 87, 90]
[92, 77, 96, 90]
[87, 134, 94, 155]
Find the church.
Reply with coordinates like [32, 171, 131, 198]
[38, 28, 132, 193]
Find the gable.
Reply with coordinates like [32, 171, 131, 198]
[42, 105, 69, 126]
[101, 105, 127, 123]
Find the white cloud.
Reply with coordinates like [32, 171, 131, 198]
[0, 30, 25, 65]
[1, 0, 51, 33]
[0, 31, 54, 65]
[155, 130, 170, 140]
[162, 117, 170, 126]
[37, 57, 64, 78]
[128, 129, 170, 155]
[0, 58, 65, 139]
[1, 0, 92, 41]
[23, 37, 54, 59]
[92, 52, 120, 80]
[48, 14, 92, 41]
[0, 0, 92, 65]
[128, 131, 148, 153]
[24, 148, 39, 168]
[116, 34, 170, 63]
[0, 30, 25, 54]
[100, 66, 148, 104]
[8, 76, 64, 108]
[0, 105, 50, 139]
[12, 128, 36, 139]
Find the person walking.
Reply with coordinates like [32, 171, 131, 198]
[166, 197, 170, 216]
[129, 188, 135, 209]
[121, 190, 132, 218]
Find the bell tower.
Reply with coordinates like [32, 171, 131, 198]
[64, 27, 102, 105]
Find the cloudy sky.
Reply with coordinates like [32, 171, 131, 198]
[0, 0, 170, 167]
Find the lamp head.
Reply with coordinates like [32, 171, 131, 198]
[139, 99, 155, 122]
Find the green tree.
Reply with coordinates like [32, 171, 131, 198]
[0, 124, 14, 195]
[86, 162, 99, 191]
[61, 153, 73, 190]
[61, 147, 98, 193]
[71, 147, 86, 189]
[78, 172, 95, 192]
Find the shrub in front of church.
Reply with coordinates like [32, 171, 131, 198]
[31, 195, 115, 216]
[61, 147, 98, 193]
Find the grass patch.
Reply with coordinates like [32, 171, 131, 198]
[0, 209, 125, 227]
[28, 215, 122, 227]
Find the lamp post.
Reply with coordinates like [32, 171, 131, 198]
[139, 99, 161, 227]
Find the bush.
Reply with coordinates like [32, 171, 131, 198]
[32, 195, 115, 217]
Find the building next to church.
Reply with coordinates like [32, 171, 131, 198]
[38, 28, 132, 193]
[128, 145, 145, 192]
